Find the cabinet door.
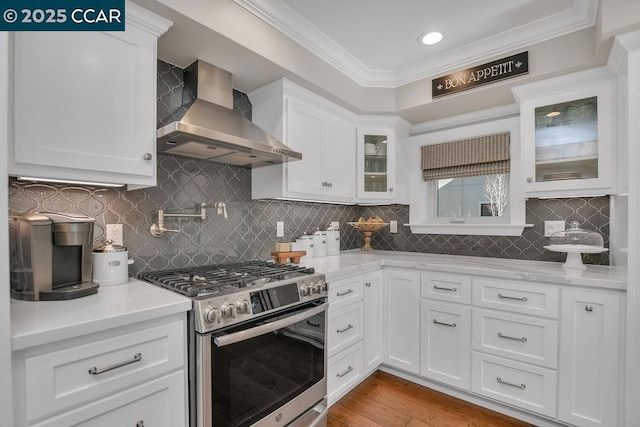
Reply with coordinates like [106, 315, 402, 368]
[357, 128, 396, 200]
[558, 289, 621, 427]
[363, 271, 383, 374]
[518, 75, 615, 197]
[420, 300, 471, 390]
[383, 270, 420, 374]
[35, 371, 186, 427]
[12, 26, 159, 187]
[286, 98, 324, 196]
[323, 117, 355, 199]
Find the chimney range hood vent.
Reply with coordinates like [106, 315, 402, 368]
[157, 60, 301, 168]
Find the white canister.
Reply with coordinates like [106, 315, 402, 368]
[312, 230, 327, 257]
[296, 235, 314, 259]
[326, 227, 340, 255]
[92, 241, 134, 286]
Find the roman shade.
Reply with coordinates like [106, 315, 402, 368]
[421, 132, 510, 181]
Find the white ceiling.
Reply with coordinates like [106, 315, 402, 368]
[234, 0, 597, 87]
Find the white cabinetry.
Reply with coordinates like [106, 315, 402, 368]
[327, 274, 365, 405]
[558, 288, 622, 427]
[512, 67, 617, 197]
[12, 314, 187, 427]
[356, 125, 396, 201]
[363, 271, 383, 374]
[9, 2, 172, 189]
[250, 79, 356, 203]
[383, 270, 420, 374]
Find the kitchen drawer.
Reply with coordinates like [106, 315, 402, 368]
[471, 352, 557, 418]
[24, 320, 185, 422]
[472, 278, 559, 318]
[472, 309, 558, 368]
[33, 370, 186, 427]
[328, 342, 363, 405]
[328, 275, 363, 312]
[421, 271, 472, 304]
[328, 302, 363, 357]
[295, 312, 326, 341]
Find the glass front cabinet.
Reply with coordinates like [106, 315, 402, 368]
[357, 128, 396, 200]
[513, 68, 616, 197]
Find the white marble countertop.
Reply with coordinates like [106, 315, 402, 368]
[11, 278, 192, 351]
[298, 250, 626, 290]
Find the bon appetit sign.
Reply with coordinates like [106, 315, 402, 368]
[432, 52, 528, 98]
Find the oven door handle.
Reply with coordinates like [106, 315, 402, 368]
[213, 302, 328, 347]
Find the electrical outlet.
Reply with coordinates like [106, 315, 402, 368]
[390, 220, 398, 233]
[330, 221, 339, 228]
[544, 220, 565, 237]
[276, 221, 284, 238]
[106, 224, 123, 245]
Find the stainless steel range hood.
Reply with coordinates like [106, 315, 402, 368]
[157, 60, 301, 167]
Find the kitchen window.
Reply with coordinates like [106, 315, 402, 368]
[406, 116, 530, 236]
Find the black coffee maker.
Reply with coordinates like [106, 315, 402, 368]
[9, 212, 99, 301]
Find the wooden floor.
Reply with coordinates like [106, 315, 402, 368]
[327, 371, 532, 427]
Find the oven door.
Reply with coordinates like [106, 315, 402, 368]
[196, 300, 328, 427]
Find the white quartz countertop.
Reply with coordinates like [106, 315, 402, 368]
[11, 278, 192, 351]
[298, 250, 626, 290]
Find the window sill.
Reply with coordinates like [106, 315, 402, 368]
[404, 223, 533, 236]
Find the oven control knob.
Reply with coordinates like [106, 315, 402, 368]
[236, 299, 251, 315]
[311, 283, 321, 294]
[204, 306, 219, 323]
[299, 285, 311, 297]
[221, 302, 236, 319]
[319, 281, 328, 292]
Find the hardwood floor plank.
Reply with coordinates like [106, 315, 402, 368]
[328, 371, 533, 427]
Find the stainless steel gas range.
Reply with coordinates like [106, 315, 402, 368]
[140, 261, 328, 427]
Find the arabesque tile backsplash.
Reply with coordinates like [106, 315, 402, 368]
[6, 60, 610, 274]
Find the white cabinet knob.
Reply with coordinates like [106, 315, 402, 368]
[143, 153, 153, 161]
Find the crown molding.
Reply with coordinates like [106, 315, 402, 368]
[126, 0, 173, 37]
[411, 104, 520, 136]
[511, 66, 615, 102]
[234, 0, 597, 89]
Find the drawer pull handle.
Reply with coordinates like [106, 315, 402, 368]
[497, 377, 526, 389]
[337, 324, 354, 333]
[336, 366, 353, 378]
[497, 293, 528, 302]
[433, 319, 457, 327]
[336, 289, 354, 297]
[365, 282, 371, 287]
[136, 422, 144, 427]
[88, 353, 142, 375]
[585, 305, 593, 312]
[498, 332, 527, 342]
[306, 320, 321, 328]
[434, 285, 457, 292]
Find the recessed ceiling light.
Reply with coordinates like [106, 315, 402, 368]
[419, 31, 443, 46]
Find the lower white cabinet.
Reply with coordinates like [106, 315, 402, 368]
[32, 371, 185, 427]
[420, 300, 471, 390]
[327, 342, 363, 405]
[471, 352, 557, 418]
[363, 271, 383, 374]
[558, 288, 622, 427]
[13, 314, 188, 427]
[325, 265, 625, 426]
[383, 270, 420, 374]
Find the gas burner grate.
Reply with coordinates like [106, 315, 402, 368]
[139, 261, 315, 297]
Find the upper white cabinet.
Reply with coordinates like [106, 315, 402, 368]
[356, 124, 396, 201]
[250, 79, 356, 203]
[10, 2, 172, 189]
[512, 67, 616, 197]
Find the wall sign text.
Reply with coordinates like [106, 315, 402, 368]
[432, 52, 529, 98]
